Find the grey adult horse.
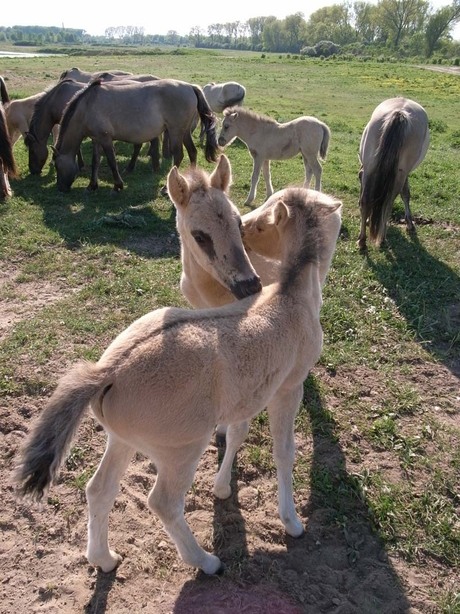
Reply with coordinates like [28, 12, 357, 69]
[53, 78, 218, 192]
[357, 97, 430, 250]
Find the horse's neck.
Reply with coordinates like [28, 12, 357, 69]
[279, 260, 323, 316]
[180, 243, 234, 308]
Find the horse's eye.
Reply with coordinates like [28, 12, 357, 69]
[192, 231, 207, 245]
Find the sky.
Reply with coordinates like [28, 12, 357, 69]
[3, 0, 460, 39]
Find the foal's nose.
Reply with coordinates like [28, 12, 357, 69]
[231, 275, 262, 300]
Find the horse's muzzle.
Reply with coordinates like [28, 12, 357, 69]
[218, 137, 227, 147]
[231, 275, 262, 300]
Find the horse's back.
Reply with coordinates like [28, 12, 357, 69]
[360, 97, 429, 172]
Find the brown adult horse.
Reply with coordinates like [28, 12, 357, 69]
[357, 97, 430, 250]
[0, 103, 18, 198]
[53, 79, 218, 192]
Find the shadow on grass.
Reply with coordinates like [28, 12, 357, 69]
[171, 375, 411, 613]
[364, 224, 460, 377]
[11, 145, 180, 260]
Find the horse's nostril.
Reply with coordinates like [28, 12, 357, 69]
[231, 276, 262, 300]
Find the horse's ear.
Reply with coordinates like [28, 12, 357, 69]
[271, 200, 289, 227]
[167, 166, 190, 209]
[210, 155, 232, 193]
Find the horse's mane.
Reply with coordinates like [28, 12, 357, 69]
[27, 79, 75, 140]
[223, 106, 278, 126]
[55, 80, 101, 150]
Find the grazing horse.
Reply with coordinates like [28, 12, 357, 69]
[53, 79, 218, 192]
[25, 76, 162, 176]
[357, 97, 430, 250]
[203, 81, 246, 113]
[218, 106, 330, 205]
[24, 79, 87, 175]
[0, 103, 18, 198]
[15, 160, 342, 575]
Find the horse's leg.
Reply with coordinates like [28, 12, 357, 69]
[147, 439, 222, 574]
[162, 129, 171, 159]
[267, 385, 304, 538]
[262, 159, 273, 198]
[308, 156, 323, 191]
[147, 138, 161, 172]
[86, 435, 135, 572]
[213, 421, 250, 499]
[168, 134, 184, 168]
[100, 141, 124, 191]
[88, 141, 102, 191]
[77, 147, 85, 171]
[357, 204, 368, 251]
[401, 177, 415, 233]
[246, 155, 263, 205]
[183, 131, 197, 167]
[302, 156, 313, 188]
[125, 143, 142, 173]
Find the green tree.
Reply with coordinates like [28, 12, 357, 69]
[425, 1, 460, 56]
[377, 0, 429, 48]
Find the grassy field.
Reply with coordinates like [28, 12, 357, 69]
[1, 49, 459, 612]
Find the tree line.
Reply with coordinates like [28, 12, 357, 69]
[2, 0, 460, 59]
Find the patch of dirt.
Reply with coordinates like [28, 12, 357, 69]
[0, 265, 73, 341]
[1, 270, 459, 613]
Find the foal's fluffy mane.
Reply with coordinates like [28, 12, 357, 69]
[223, 105, 277, 125]
[182, 167, 213, 191]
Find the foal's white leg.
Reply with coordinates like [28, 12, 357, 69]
[213, 420, 250, 499]
[246, 156, 263, 205]
[147, 439, 222, 574]
[86, 435, 135, 572]
[262, 159, 273, 198]
[268, 385, 304, 538]
[304, 155, 323, 191]
[302, 157, 314, 188]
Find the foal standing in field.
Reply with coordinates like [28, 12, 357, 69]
[218, 106, 331, 205]
[15, 164, 342, 575]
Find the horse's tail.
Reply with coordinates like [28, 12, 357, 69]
[15, 360, 111, 501]
[0, 76, 10, 104]
[320, 122, 331, 160]
[365, 110, 408, 245]
[0, 107, 18, 178]
[192, 85, 219, 163]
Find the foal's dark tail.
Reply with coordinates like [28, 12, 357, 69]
[192, 85, 219, 163]
[14, 361, 110, 501]
[363, 110, 408, 246]
[0, 107, 18, 178]
[0, 76, 10, 104]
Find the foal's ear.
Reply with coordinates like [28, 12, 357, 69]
[167, 166, 190, 208]
[271, 199, 289, 226]
[210, 154, 232, 193]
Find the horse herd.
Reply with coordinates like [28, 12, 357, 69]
[4, 64, 432, 578]
[1, 67, 430, 248]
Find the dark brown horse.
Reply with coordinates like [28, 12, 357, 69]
[0, 103, 18, 198]
[53, 79, 218, 192]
